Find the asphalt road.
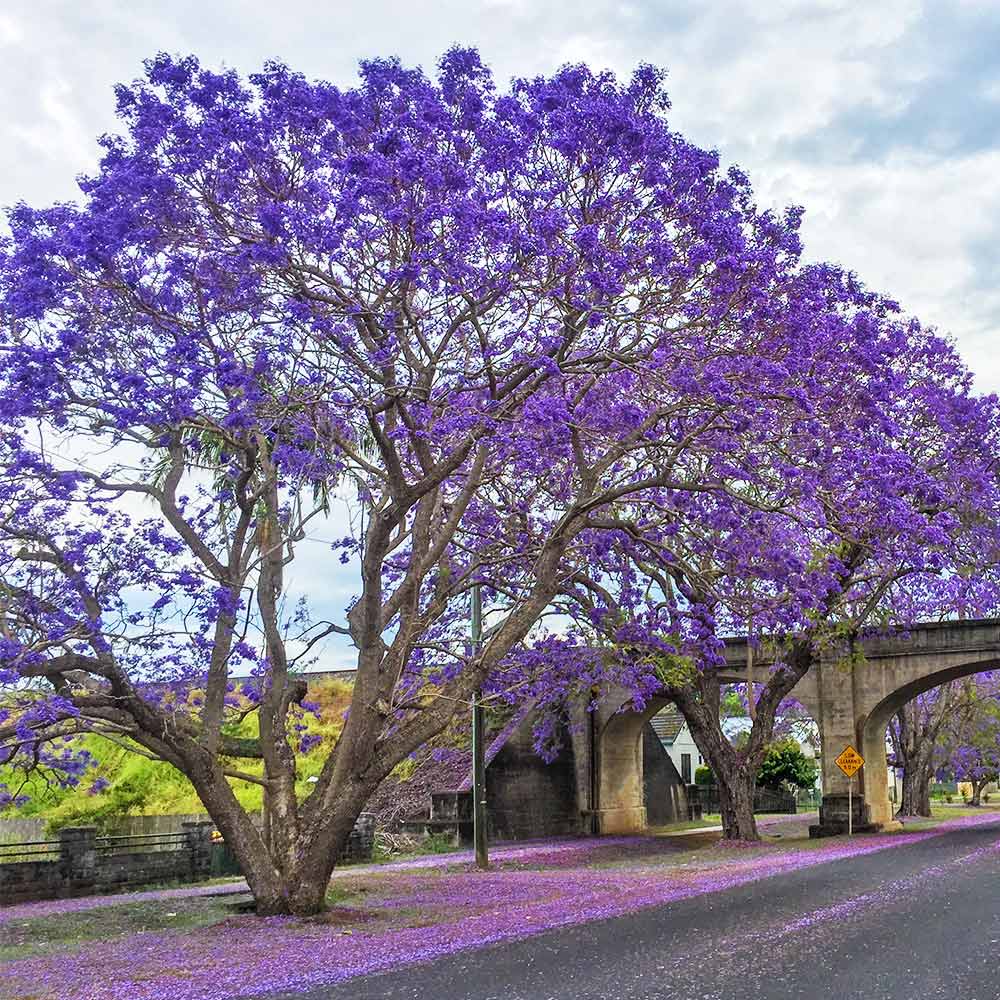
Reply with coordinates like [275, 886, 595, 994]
[269, 820, 1000, 1000]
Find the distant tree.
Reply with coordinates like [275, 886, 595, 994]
[937, 676, 1000, 807]
[889, 683, 963, 818]
[756, 738, 817, 792]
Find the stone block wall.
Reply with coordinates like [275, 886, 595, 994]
[340, 812, 375, 862]
[641, 725, 690, 826]
[484, 718, 585, 841]
[0, 822, 215, 904]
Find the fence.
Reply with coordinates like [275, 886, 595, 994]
[795, 787, 822, 811]
[693, 785, 797, 815]
[0, 821, 214, 904]
[0, 812, 216, 847]
[0, 813, 377, 904]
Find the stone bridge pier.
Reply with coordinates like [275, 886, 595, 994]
[590, 690, 671, 834]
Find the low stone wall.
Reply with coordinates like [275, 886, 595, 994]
[1, 813, 377, 903]
[0, 822, 214, 904]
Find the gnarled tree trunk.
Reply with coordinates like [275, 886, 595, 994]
[971, 777, 988, 807]
[672, 679, 760, 840]
[897, 755, 933, 818]
[669, 640, 814, 843]
[890, 685, 958, 819]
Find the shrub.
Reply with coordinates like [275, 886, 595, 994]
[694, 765, 714, 785]
[757, 739, 819, 791]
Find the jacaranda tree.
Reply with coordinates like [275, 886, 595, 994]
[0, 49, 858, 912]
[932, 675, 1000, 808]
[890, 683, 965, 818]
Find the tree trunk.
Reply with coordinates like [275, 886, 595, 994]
[971, 778, 987, 807]
[716, 765, 759, 841]
[669, 640, 814, 843]
[239, 802, 368, 916]
[917, 771, 932, 816]
[897, 756, 933, 817]
[673, 680, 763, 842]
[891, 688, 959, 820]
[182, 748, 377, 916]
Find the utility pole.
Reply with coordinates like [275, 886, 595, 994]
[471, 583, 488, 868]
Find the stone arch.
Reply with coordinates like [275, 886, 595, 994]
[859, 657, 1000, 826]
[594, 695, 670, 834]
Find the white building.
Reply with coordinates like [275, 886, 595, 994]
[650, 706, 704, 783]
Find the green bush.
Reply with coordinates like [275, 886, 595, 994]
[694, 765, 714, 785]
[757, 739, 819, 791]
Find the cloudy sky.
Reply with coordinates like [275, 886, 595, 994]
[3, 0, 999, 666]
[3, 0, 998, 387]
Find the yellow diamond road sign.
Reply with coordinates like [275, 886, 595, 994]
[835, 746, 865, 777]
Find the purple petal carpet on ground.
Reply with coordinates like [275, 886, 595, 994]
[2, 813, 998, 1000]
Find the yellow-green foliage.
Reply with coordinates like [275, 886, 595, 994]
[0, 678, 354, 829]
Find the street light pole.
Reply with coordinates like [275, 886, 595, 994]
[471, 583, 488, 869]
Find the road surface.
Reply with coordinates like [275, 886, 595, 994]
[262, 819, 1000, 1000]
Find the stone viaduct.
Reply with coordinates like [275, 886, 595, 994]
[592, 619, 1000, 837]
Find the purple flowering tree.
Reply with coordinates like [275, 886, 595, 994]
[0, 50, 844, 911]
[932, 676, 1000, 808]
[890, 683, 967, 817]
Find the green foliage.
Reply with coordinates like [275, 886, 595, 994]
[694, 765, 714, 785]
[652, 650, 697, 688]
[45, 772, 150, 834]
[371, 831, 462, 863]
[757, 738, 818, 791]
[1, 679, 355, 827]
[720, 689, 747, 718]
[391, 756, 420, 782]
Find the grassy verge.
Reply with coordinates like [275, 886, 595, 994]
[0, 895, 242, 962]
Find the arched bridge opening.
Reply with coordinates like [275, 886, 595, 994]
[859, 658, 1000, 828]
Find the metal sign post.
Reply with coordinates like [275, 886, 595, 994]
[471, 583, 488, 869]
[848, 777, 853, 837]
[835, 746, 865, 837]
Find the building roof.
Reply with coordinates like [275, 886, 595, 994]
[650, 706, 686, 745]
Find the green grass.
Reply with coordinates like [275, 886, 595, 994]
[0, 895, 243, 962]
[648, 817, 721, 833]
[323, 884, 359, 908]
[894, 804, 1000, 831]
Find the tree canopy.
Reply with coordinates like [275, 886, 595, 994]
[2, 48, 1000, 909]
[757, 739, 818, 792]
